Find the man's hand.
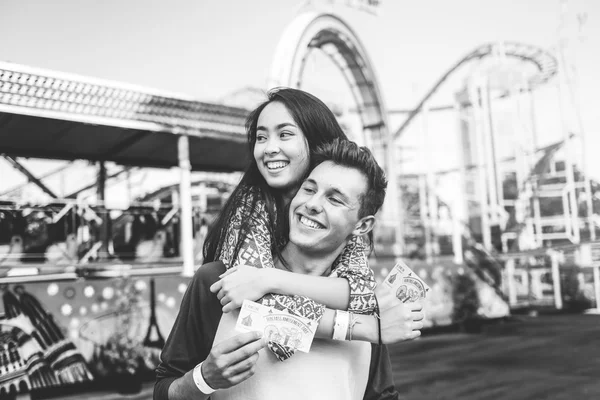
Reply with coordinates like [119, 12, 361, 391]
[202, 331, 266, 390]
[375, 284, 424, 344]
[210, 265, 273, 312]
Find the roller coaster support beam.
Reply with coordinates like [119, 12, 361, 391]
[66, 166, 136, 199]
[593, 266, 600, 313]
[0, 162, 72, 197]
[2, 155, 58, 198]
[505, 257, 517, 306]
[469, 81, 492, 251]
[556, 76, 580, 243]
[178, 134, 195, 277]
[419, 102, 433, 263]
[452, 101, 465, 264]
[550, 251, 563, 310]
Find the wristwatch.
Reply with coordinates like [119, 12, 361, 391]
[193, 362, 216, 394]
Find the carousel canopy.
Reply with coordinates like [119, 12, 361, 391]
[0, 62, 251, 172]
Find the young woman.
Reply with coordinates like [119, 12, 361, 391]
[202, 88, 378, 360]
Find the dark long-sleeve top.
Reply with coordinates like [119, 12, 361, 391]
[154, 261, 400, 400]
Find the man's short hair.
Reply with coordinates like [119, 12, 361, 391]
[311, 139, 387, 218]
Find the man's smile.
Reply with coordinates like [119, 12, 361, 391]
[297, 214, 325, 229]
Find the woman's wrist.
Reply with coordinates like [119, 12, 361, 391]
[351, 314, 379, 343]
[262, 267, 281, 294]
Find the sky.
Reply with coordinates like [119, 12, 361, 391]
[0, 0, 599, 202]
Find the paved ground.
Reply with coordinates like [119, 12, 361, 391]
[389, 314, 600, 400]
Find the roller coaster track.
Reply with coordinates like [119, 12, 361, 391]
[393, 41, 558, 141]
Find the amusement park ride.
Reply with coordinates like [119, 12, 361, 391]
[0, 1, 599, 397]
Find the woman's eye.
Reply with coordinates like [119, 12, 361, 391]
[280, 131, 293, 138]
[256, 135, 267, 142]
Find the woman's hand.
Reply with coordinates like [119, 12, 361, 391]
[209, 265, 274, 313]
[375, 284, 424, 344]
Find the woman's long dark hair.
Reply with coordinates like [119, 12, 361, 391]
[203, 87, 349, 264]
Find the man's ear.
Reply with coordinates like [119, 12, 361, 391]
[352, 215, 376, 236]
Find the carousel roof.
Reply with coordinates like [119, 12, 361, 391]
[0, 62, 251, 172]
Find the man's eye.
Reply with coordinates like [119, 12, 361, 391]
[330, 197, 343, 205]
[303, 186, 315, 194]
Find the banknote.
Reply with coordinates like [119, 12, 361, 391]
[383, 261, 430, 303]
[235, 300, 318, 353]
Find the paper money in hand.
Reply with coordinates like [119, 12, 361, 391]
[382, 261, 430, 303]
[235, 300, 318, 353]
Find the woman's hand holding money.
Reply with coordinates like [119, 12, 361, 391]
[210, 265, 274, 312]
[375, 284, 425, 344]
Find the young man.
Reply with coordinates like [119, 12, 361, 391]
[155, 140, 423, 400]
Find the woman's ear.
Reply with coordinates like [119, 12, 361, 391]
[352, 215, 376, 236]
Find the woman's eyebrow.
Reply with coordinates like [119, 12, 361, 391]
[257, 122, 297, 131]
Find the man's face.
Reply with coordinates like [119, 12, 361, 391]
[289, 161, 368, 255]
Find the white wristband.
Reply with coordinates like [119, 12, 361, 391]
[193, 362, 216, 395]
[332, 310, 350, 341]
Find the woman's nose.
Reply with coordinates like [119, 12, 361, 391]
[264, 138, 280, 155]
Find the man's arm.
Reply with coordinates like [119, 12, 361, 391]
[363, 344, 400, 400]
[154, 262, 264, 400]
[166, 332, 264, 400]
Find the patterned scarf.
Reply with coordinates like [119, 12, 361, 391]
[218, 190, 376, 361]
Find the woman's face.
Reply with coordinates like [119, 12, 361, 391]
[253, 101, 310, 195]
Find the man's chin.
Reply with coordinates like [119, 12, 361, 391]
[289, 231, 321, 249]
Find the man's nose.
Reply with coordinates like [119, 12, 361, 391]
[304, 194, 324, 213]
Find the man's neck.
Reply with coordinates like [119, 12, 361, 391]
[277, 243, 344, 276]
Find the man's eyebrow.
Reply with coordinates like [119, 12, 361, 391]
[330, 187, 351, 203]
[257, 122, 297, 131]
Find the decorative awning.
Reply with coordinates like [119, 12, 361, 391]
[0, 62, 251, 172]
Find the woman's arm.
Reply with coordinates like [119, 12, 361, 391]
[211, 266, 350, 312]
[331, 235, 377, 314]
[315, 285, 425, 344]
[212, 236, 377, 313]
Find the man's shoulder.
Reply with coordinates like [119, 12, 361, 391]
[193, 261, 227, 287]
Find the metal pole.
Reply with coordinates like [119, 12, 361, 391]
[453, 101, 465, 264]
[550, 251, 563, 310]
[470, 82, 492, 250]
[481, 79, 500, 226]
[178, 135, 195, 277]
[419, 173, 432, 263]
[386, 130, 405, 258]
[533, 196, 543, 246]
[3, 155, 58, 198]
[594, 266, 600, 312]
[506, 257, 517, 306]
[556, 13, 580, 244]
[421, 103, 437, 259]
[97, 162, 110, 260]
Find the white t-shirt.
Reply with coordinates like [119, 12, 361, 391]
[211, 309, 372, 400]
